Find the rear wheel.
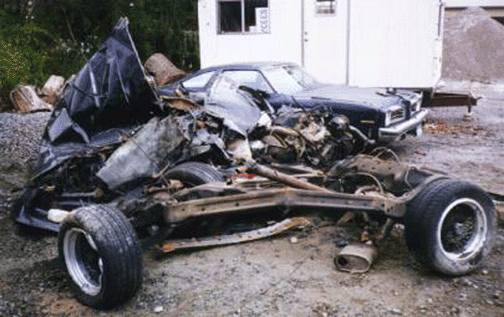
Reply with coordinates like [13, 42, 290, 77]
[404, 179, 497, 275]
[58, 204, 142, 308]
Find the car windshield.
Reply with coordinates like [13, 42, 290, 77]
[262, 65, 320, 94]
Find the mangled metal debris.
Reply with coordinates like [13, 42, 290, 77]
[159, 217, 311, 253]
[12, 18, 498, 309]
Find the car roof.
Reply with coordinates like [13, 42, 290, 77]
[200, 62, 298, 72]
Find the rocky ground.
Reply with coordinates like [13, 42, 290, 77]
[0, 89, 503, 316]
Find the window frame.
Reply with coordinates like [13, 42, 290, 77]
[316, 0, 336, 16]
[217, 0, 270, 35]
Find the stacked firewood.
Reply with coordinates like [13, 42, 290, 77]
[9, 75, 65, 113]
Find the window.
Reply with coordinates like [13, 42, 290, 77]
[316, 0, 336, 15]
[218, 0, 269, 34]
[182, 71, 216, 89]
[221, 70, 274, 93]
[262, 65, 319, 94]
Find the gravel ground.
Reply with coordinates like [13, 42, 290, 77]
[0, 91, 503, 316]
[442, 7, 504, 83]
[0, 111, 50, 196]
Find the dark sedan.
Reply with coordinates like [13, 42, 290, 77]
[158, 62, 428, 143]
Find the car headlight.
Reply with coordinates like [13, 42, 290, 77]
[384, 105, 405, 126]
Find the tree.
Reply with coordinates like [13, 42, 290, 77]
[0, 0, 199, 110]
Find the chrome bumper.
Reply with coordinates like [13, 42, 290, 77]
[378, 109, 429, 142]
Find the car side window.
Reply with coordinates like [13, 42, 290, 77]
[182, 71, 216, 89]
[221, 70, 274, 93]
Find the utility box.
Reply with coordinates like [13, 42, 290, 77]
[198, 0, 444, 89]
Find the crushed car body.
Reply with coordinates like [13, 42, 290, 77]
[12, 19, 498, 309]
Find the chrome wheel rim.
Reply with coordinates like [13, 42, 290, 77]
[63, 228, 103, 296]
[437, 198, 487, 261]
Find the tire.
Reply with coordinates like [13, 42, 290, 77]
[404, 179, 497, 275]
[58, 204, 143, 308]
[404, 178, 451, 253]
[164, 162, 224, 186]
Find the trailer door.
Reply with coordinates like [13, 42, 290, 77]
[302, 0, 348, 84]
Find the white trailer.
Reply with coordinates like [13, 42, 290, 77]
[198, 0, 444, 89]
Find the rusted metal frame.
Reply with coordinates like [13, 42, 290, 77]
[425, 92, 479, 113]
[244, 164, 331, 192]
[165, 187, 406, 223]
[233, 172, 324, 190]
[158, 217, 312, 253]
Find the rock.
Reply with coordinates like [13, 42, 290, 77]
[461, 278, 473, 287]
[389, 307, 402, 315]
[154, 305, 163, 313]
[290, 237, 298, 244]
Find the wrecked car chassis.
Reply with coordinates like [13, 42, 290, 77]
[45, 154, 497, 309]
[13, 20, 497, 309]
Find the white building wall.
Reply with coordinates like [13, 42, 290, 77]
[348, 0, 443, 88]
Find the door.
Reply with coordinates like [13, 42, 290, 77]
[302, 0, 348, 84]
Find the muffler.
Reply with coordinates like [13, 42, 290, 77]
[334, 243, 378, 274]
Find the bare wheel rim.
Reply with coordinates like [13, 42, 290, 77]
[63, 228, 103, 296]
[437, 198, 487, 261]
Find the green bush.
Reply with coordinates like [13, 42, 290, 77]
[0, 10, 51, 111]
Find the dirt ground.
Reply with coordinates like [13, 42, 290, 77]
[0, 87, 504, 317]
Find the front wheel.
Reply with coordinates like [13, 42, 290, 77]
[405, 179, 497, 276]
[58, 204, 143, 308]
